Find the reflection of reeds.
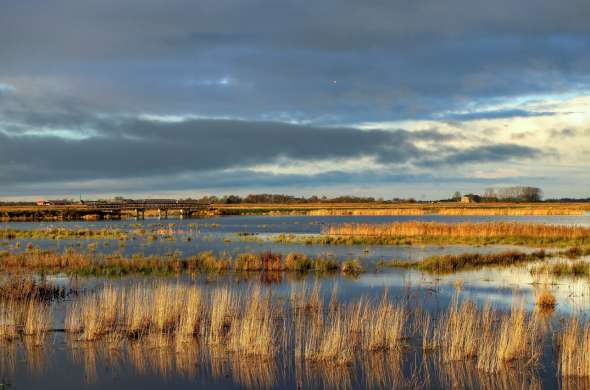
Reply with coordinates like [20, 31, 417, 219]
[430, 357, 541, 390]
[69, 340, 99, 384]
[22, 335, 48, 376]
[230, 352, 279, 389]
[0, 341, 16, 380]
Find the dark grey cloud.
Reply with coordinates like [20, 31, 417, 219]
[417, 144, 545, 167]
[0, 118, 433, 185]
[0, 117, 545, 191]
[0, 0, 589, 122]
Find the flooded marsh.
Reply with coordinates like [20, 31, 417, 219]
[1, 214, 590, 388]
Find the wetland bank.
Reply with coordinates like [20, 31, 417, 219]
[1, 211, 590, 389]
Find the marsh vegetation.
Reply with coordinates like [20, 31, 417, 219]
[1, 277, 590, 389]
[321, 221, 590, 247]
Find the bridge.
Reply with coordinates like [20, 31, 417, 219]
[82, 200, 212, 219]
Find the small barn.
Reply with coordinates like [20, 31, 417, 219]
[461, 194, 481, 203]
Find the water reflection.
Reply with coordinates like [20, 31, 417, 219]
[0, 331, 580, 390]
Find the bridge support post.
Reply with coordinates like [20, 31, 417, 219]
[158, 209, 168, 219]
[135, 209, 145, 219]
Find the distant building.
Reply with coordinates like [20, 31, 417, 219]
[461, 194, 481, 203]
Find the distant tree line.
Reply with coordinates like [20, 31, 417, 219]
[482, 186, 543, 202]
[188, 194, 417, 204]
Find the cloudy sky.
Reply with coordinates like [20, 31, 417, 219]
[1, 0, 589, 200]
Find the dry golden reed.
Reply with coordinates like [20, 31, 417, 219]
[558, 318, 590, 377]
[420, 298, 541, 373]
[0, 298, 52, 340]
[324, 221, 590, 240]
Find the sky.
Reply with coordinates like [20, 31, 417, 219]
[1, 0, 589, 200]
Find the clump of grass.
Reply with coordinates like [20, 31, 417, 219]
[234, 253, 264, 271]
[177, 286, 204, 339]
[389, 250, 549, 273]
[23, 300, 53, 336]
[420, 297, 541, 373]
[477, 304, 541, 372]
[364, 293, 407, 351]
[0, 276, 70, 301]
[341, 259, 364, 275]
[313, 257, 339, 273]
[285, 252, 312, 271]
[0, 298, 53, 340]
[438, 300, 482, 360]
[208, 287, 240, 346]
[228, 287, 276, 357]
[535, 287, 556, 310]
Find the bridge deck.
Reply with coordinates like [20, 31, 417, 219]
[83, 202, 211, 211]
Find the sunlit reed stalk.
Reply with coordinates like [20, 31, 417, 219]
[558, 317, 590, 377]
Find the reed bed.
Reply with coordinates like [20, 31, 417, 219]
[0, 249, 355, 276]
[389, 250, 549, 273]
[7, 281, 590, 386]
[323, 221, 590, 244]
[0, 227, 128, 240]
[421, 299, 541, 373]
[307, 207, 586, 216]
[307, 208, 427, 216]
[438, 208, 585, 216]
[65, 283, 279, 359]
